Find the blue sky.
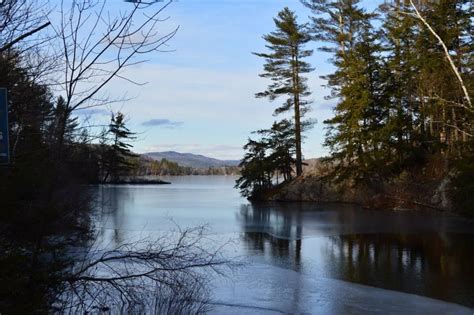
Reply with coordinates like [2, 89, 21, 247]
[79, 0, 381, 160]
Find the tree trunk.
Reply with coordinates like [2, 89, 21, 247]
[293, 48, 303, 177]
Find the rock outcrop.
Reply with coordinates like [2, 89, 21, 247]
[260, 158, 453, 212]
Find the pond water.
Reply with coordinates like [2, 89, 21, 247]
[95, 176, 474, 314]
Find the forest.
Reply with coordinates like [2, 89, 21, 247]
[131, 157, 240, 176]
[236, 0, 474, 215]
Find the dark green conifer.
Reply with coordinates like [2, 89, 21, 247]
[102, 112, 137, 182]
[304, 0, 386, 184]
[254, 7, 314, 176]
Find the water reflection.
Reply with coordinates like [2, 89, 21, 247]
[239, 203, 474, 307]
[95, 186, 134, 245]
[239, 203, 303, 271]
[92, 181, 474, 310]
[325, 233, 474, 308]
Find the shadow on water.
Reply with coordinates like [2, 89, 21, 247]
[238, 202, 474, 308]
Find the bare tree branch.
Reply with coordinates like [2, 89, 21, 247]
[0, 21, 51, 52]
[57, 226, 234, 313]
[409, 0, 472, 108]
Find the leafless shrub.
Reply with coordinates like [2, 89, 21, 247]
[56, 226, 231, 314]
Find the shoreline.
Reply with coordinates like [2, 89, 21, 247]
[107, 179, 171, 185]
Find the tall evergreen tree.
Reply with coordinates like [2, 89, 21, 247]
[254, 7, 314, 176]
[302, 0, 367, 60]
[102, 112, 137, 183]
[380, 0, 426, 169]
[304, 0, 388, 183]
[324, 22, 387, 184]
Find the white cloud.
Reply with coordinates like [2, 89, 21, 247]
[141, 118, 184, 128]
[103, 62, 332, 160]
[107, 63, 329, 124]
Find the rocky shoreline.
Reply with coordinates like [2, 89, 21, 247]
[250, 159, 455, 213]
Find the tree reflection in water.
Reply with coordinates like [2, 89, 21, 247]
[239, 203, 306, 272]
[326, 233, 474, 307]
[96, 185, 134, 245]
[238, 203, 474, 308]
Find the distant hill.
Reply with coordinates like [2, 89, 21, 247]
[144, 151, 240, 168]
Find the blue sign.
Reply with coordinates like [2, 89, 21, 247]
[0, 88, 9, 164]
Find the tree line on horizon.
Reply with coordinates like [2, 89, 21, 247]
[133, 156, 240, 176]
[236, 0, 473, 212]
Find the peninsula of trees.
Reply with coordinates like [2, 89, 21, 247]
[236, 1, 473, 215]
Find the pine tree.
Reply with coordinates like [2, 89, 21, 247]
[254, 7, 314, 176]
[304, 0, 388, 183]
[379, 0, 428, 171]
[235, 119, 299, 197]
[235, 138, 272, 198]
[50, 96, 79, 147]
[102, 112, 137, 183]
[257, 119, 297, 182]
[302, 0, 367, 59]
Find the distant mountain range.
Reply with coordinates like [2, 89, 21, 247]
[144, 151, 240, 168]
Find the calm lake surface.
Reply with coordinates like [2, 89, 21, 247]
[96, 176, 474, 314]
